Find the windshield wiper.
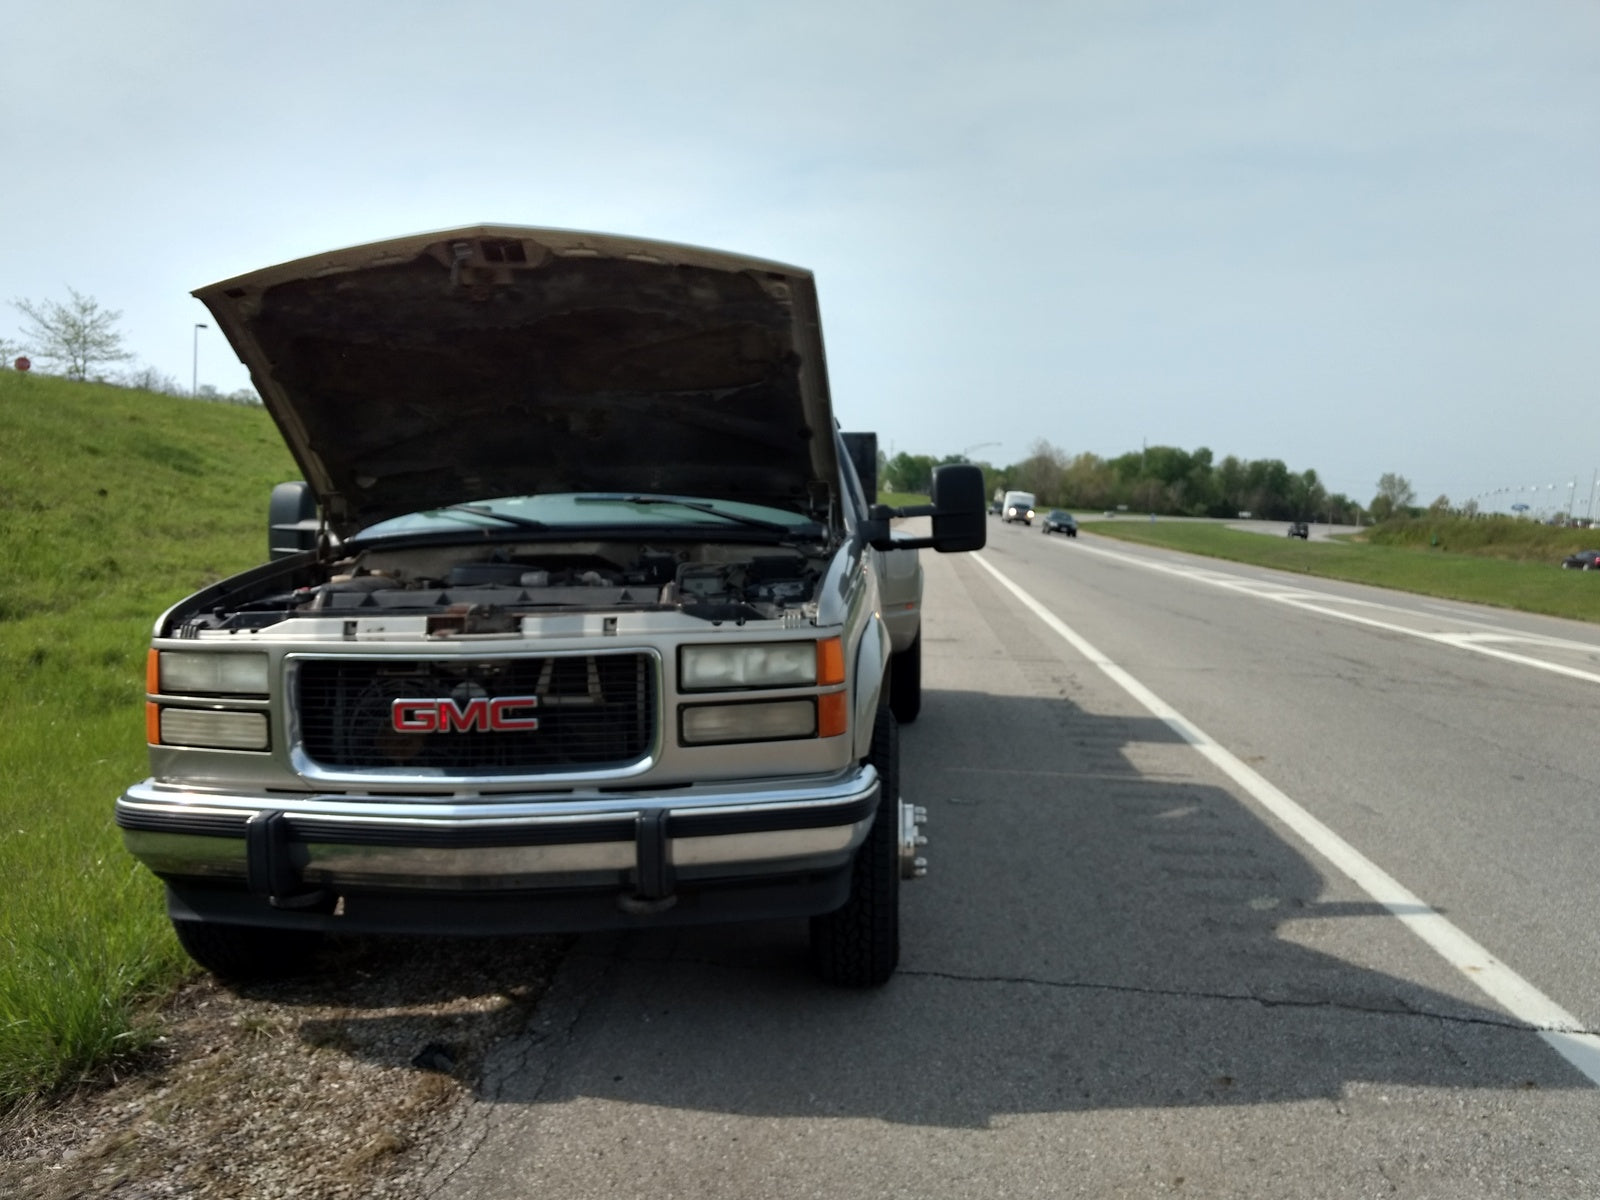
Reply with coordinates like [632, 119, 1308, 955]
[574, 494, 822, 537]
[432, 504, 548, 530]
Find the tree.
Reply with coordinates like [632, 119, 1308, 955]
[1371, 472, 1416, 523]
[11, 287, 133, 380]
[1061, 452, 1114, 509]
[883, 451, 937, 494]
[122, 364, 183, 394]
[1013, 438, 1067, 504]
[1242, 458, 1292, 520]
[1288, 468, 1327, 520]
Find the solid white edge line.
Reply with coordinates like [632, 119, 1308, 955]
[972, 551, 1600, 1086]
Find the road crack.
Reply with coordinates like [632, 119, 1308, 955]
[896, 967, 1592, 1035]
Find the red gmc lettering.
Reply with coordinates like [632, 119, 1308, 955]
[391, 696, 540, 733]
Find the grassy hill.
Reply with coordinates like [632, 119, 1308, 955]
[0, 371, 298, 1108]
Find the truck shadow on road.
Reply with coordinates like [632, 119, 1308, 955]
[285, 688, 1591, 1126]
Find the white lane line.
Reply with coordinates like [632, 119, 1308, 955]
[973, 552, 1600, 1086]
[1059, 538, 1600, 687]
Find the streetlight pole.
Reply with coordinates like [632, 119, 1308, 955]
[192, 323, 208, 396]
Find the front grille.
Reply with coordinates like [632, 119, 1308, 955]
[295, 653, 655, 773]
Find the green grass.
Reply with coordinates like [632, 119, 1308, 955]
[1365, 514, 1599, 562]
[878, 490, 930, 508]
[1082, 519, 1600, 624]
[0, 371, 298, 1108]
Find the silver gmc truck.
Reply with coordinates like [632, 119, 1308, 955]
[117, 226, 985, 987]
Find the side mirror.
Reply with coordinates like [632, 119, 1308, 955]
[928, 464, 986, 552]
[268, 481, 320, 560]
[865, 463, 987, 552]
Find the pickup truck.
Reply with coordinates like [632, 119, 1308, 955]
[117, 226, 985, 988]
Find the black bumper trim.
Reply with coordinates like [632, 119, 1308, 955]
[165, 869, 855, 935]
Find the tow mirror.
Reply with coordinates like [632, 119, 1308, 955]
[268, 481, 319, 560]
[928, 464, 986, 552]
[865, 463, 987, 553]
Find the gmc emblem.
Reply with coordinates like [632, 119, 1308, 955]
[391, 696, 540, 734]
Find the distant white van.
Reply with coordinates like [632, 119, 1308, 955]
[1001, 490, 1036, 526]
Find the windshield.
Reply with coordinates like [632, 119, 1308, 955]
[354, 493, 825, 542]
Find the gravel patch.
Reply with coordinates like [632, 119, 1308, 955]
[1, 934, 569, 1199]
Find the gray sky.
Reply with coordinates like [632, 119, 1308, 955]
[6, 1, 1598, 514]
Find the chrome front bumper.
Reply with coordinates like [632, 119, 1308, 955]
[118, 769, 879, 930]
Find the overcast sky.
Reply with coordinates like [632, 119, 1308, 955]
[6, 1, 1598, 513]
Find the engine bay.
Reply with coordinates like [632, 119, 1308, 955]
[176, 540, 827, 634]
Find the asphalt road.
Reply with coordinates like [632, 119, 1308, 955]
[424, 521, 1600, 1198]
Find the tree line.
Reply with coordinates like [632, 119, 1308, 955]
[884, 439, 1417, 524]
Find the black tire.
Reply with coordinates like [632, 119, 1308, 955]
[171, 918, 324, 982]
[889, 632, 922, 725]
[810, 707, 900, 987]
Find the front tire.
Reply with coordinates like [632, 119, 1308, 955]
[171, 917, 324, 982]
[889, 632, 922, 724]
[810, 707, 900, 987]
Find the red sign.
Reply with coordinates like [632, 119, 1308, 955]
[391, 695, 540, 734]
[13, 357, 29, 372]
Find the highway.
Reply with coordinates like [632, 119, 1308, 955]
[426, 520, 1600, 1198]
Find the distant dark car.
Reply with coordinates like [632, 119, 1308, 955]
[1287, 522, 1309, 539]
[1561, 549, 1600, 569]
[1042, 510, 1078, 537]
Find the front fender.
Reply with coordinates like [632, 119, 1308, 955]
[851, 611, 891, 761]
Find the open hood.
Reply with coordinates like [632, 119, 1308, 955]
[195, 226, 840, 538]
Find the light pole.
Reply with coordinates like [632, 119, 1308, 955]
[192, 323, 208, 396]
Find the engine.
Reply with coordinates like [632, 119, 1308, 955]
[177, 544, 824, 634]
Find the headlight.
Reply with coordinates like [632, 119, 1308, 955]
[680, 641, 819, 691]
[681, 700, 817, 744]
[157, 708, 269, 750]
[156, 651, 270, 696]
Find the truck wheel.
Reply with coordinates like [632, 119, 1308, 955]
[171, 918, 324, 982]
[810, 707, 900, 987]
[889, 632, 922, 725]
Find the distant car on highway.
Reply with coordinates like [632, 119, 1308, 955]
[1561, 549, 1600, 569]
[1288, 521, 1309, 539]
[1041, 510, 1078, 537]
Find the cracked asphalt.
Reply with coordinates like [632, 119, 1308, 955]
[419, 526, 1600, 1198]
